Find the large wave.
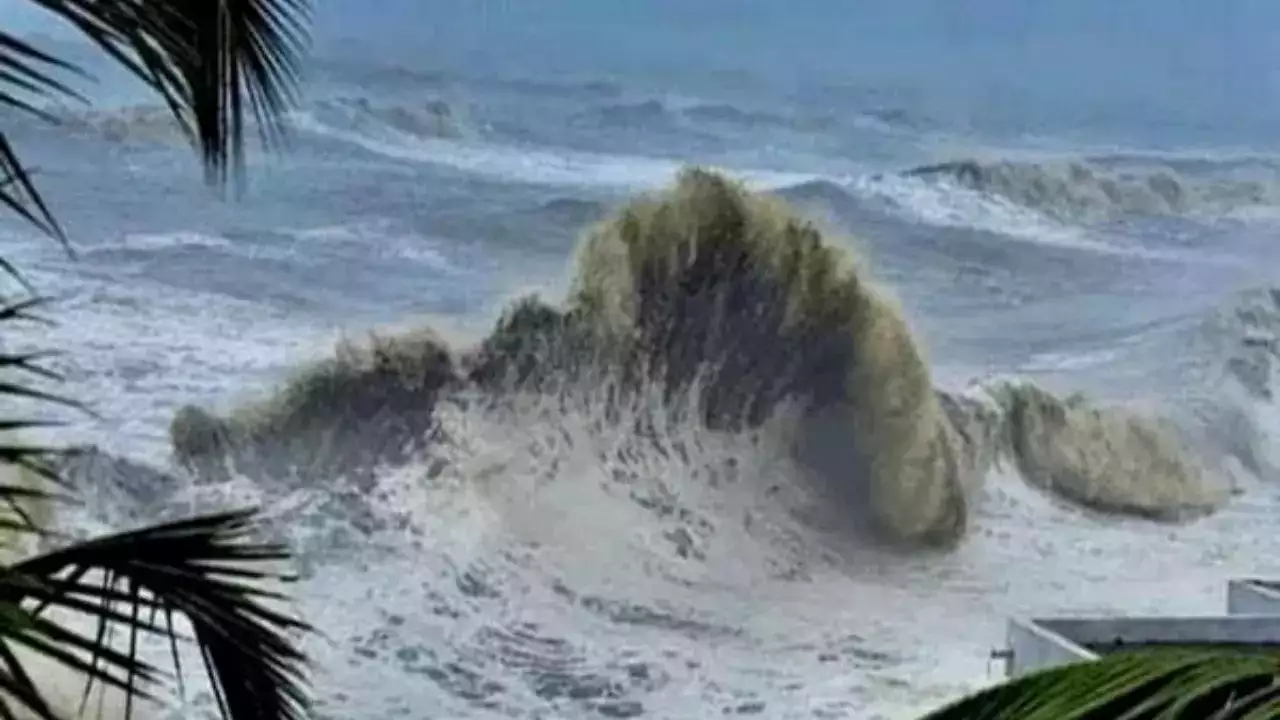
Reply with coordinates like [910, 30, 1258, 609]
[163, 168, 1230, 553]
[902, 155, 1280, 221]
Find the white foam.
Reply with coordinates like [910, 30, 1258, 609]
[18, 113, 1280, 720]
[115, 230, 232, 251]
[41, 311, 1280, 719]
[1018, 347, 1125, 372]
[0, 233, 326, 458]
[290, 111, 1270, 265]
[105, 221, 468, 276]
[282, 219, 466, 274]
[153, 385, 1280, 719]
[848, 172, 1198, 260]
[290, 111, 822, 192]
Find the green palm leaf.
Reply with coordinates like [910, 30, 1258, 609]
[920, 650, 1280, 720]
[0, 295, 83, 546]
[0, 0, 316, 717]
[24, 0, 312, 189]
[0, 509, 312, 720]
[0, 0, 311, 267]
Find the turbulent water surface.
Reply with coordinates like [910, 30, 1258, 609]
[6, 3, 1280, 718]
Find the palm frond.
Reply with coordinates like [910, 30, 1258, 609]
[0, 30, 88, 262]
[0, 509, 312, 719]
[919, 649, 1280, 720]
[0, 2, 316, 717]
[0, 295, 87, 549]
[0, 0, 311, 271]
[0, 135, 67, 271]
[22, 0, 312, 191]
[0, 294, 89, 442]
[0, 296, 311, 719]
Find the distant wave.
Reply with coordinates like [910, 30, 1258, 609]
[23, 95, 477, 146]
[292, 108, 823, 192]
[861, 107, 923, 129]
[164, 169, 1240, 557]
[775, 178, 864, 209]
[313, 55, 627, 101]
[276, 104, 1240, 256]
[34, 104, 189, 145]
[578, 99, 675, 130]
[526, 197, 610, 227]
[34, 95, 1277, 258]
[902, 155, 1280, 221]
[576, 96, 859, 135]
[773, 176, 1187, 259]
[308, 96, 476, 141]
[280, 106, 1087, 253]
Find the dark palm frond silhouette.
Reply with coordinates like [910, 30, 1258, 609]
[918, 649, 1280, 719]
[0, 0, 315, 718]
[6, 510, 310, 720]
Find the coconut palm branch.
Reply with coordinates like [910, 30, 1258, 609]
[0, 294, 80, 546]
[0, 0, 311, 252]
[0, 0, 315, 717]
[918, 649, 1280, 719]
[1, 510, 309, 720]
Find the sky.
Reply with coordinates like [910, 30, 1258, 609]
[0, 0, 59, 34]
[4, 1, 1276, 86]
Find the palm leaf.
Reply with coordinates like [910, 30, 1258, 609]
[919, 649, 1280, 720]
[0, 509, 311, 719]
[0, 1, 314, 717]
[0, 295, 86, 547]
[0, 0, 311, 278]
[21, 0, 312, 188]
[0, 137, 67, 282]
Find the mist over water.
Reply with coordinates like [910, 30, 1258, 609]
[5, 2, 1280, 718]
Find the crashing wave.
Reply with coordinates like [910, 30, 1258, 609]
[169, 168, 1230, 551]
[578, 97, 831, 134]
[980, 380, 1224, 520]
[903, 156, 1280, 221]
[1218, 287, 1280, 401]
[42, 104, 188, 145]
[775, 179, 863, 212]
[29, 95, 474, 146]
[566, 169, 978, 546]
[579, 99, 675, 130]
[309, 96, 473, 140]
[170, 327, 458, 491]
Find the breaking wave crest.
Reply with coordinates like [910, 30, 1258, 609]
[160, 168, 1235, 555]
[902, 155, 1280, 221]
[25, 95, 477, 145]
[41, 104, 189, 145]
[577, 97, 839, 134]
[306, 97, 476, 141]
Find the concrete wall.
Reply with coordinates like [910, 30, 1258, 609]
[1004, 580, 1280, 677]
[1006, 614, 1280, 677]
[1227, 579, 1280, 615]
[1006, 617, 1096, 676]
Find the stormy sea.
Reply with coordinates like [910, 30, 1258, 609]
[5, 2, 1280, 718]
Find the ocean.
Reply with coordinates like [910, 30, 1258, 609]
[4, 2, 1280, 718]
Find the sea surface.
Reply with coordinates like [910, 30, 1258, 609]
[4, 2, 1280, 718]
